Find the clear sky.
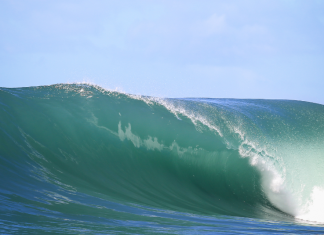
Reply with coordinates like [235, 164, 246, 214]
[1, 0, 324, 104]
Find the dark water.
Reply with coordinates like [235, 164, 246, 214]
[1, 84, 324, 234]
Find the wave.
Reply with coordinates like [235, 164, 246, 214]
[1, 84, 324, 227]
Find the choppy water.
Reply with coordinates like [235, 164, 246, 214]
[1, 84, 324, 234]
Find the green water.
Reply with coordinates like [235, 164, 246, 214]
[1, 84, 324, 234]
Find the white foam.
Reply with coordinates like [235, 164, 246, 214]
[296, 186, 324, 223]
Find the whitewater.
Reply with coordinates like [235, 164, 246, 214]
[0, 83, 324, 234]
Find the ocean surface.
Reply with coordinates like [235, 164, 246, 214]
[1, 84, 324, 234]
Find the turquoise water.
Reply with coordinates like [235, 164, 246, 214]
[1, 84, 324, 234]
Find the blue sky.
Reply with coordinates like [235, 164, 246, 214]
[1, 0, 324, 104]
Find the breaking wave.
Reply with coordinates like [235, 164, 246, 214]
[1, 84, 324, 233]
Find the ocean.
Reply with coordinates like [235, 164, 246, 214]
[0, 84, 324, 234]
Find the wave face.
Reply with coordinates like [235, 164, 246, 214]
[1, 84, 324, 234]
